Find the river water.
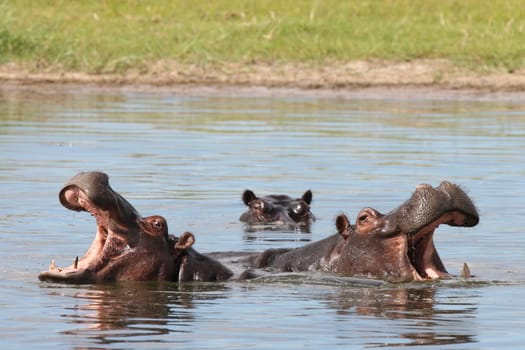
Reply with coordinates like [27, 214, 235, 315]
[1, 85, 524, 349]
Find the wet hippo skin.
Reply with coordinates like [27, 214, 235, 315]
[247, 181, 479, 282]
[39, 173, 478, 284]
[38, 171, 233, 284]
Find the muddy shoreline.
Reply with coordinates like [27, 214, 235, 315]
[1, 60, 524, 101]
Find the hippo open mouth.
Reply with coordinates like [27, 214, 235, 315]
[403, 211, 466, 280]
[393, 181, 479, 280]
[39, 172, 173, 283]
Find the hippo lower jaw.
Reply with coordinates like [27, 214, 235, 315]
[39, 267, 95, 284]
[39, 247, 111, 283]
[39, 256, 98, 283]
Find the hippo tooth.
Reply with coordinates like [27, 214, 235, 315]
[74, 256, 78, 269]
[461, 262, 471, 279]
[49, 259, 56, 271]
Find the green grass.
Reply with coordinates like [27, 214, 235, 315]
[1, 0, 524, 73]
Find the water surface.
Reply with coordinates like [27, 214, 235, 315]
[1, 85, 524, 349]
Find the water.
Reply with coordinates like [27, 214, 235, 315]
[1, 85, 524, 349]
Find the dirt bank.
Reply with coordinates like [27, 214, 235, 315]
[1, 59, 524, 100]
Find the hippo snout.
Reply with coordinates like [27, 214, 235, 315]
[397, 181, 479, 235]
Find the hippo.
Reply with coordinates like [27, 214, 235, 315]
[171, 231, 237, 281]
[239, 189, 315, 227]
[38, 171, 233, 284]
[246, 181, 479, 282]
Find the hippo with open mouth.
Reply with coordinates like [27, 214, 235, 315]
[239, 189, 315, 227]
[247, 181, 479, 282]
[38, 172, 233, 284]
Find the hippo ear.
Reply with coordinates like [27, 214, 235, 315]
[336, 214, 351, 240]
[242, 190, 257, 206]
[302, 190, 313, 204]
[175, 232, 195, 250]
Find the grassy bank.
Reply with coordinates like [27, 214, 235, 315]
[1, 0, 524, 75]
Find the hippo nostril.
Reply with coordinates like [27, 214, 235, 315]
[65, 190, 79, 205]
[358, 214, 368, 223]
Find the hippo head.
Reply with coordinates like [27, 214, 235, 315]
[171, 231, 234, 281]
[39, 172, 176, 284]
[239, 190, 315, 225]
[334, 181, 479, 282]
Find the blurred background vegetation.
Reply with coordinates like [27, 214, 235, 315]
[1, 0, 524, 73]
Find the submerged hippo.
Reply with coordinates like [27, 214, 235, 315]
[239, 189, 315, 226]
[38, 171, 233, 284]
[247, 181, 479, 282]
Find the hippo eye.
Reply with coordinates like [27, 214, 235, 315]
[254, 200, 272, 213]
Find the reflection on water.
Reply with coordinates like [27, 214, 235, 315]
[39, 279, 481, 349]
[242, 223, 313, 243]
[1, 85, 525, 349]
[330, 286, 477, 347]
[44, 282, 230, 347]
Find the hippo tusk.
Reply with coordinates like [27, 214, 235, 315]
[461, 262, 471, 279]
[49, 259, 63, 272]
[74, 256, 78, 269]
